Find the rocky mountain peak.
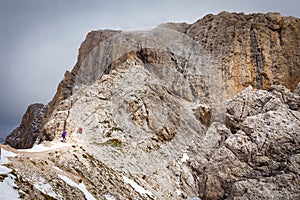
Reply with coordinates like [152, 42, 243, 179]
[2, 12, 300, 199]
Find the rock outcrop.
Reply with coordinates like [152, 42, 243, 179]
[3, 12, 300, 199]
[8, 12, 300, 148]
[2, 84, 299, 199]
[4, 103, 46, 149]
[186, 12, 300, 97]
[39, 11, 300, 142]
[40, 30, 121, 141]
[189, 85, 300, 199]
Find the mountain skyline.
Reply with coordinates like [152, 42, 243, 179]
[1, 0, 300, 140]
[1, 11, 299, 198]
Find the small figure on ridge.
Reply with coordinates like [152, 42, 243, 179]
[62, 131, 67, 142]
[77, 127, 83, 134]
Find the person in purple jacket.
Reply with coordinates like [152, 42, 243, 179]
[62, 131, 67, 142]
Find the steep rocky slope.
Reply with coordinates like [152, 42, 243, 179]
[3, 12, 300, 199]
[7, 11, 300, 148]
[1, 84, 299, 199]
[155, 11, 300, 96]
[40, 30, 121, 136]
[39, 11, 300, 142]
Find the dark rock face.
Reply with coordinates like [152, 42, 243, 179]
[5, 103, 46, 149]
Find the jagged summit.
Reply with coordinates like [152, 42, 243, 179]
[2, 12, 300, 199]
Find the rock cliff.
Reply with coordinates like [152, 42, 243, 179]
[38, 11, 300, 142]
[3, 12, 300, 199]
[4, 103, 46, 149]
[40, 30, 121, 141]
[184, 12, 300, 97]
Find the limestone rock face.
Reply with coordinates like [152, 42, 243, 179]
[39, 11, 300, 144]
[40, 30, 121, 141]
[3, 82, 299, 199]
[187, 12, 300, 97]
[72, 29, 121, 75]
[3, 12, 300, 200]
[5, 103, 46, 149]
[190, 85, 300, 199]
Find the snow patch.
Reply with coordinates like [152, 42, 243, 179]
[18, 142, 71, 152]
[175, 189, 183, 196]
[187, 197, 201, 200]
[53, 166, 63, 172]
[0, 148, 17, 164]
[0, 174, 20, 199]
[34, 177, 60, 199]
[179, 153, 189, 165]
[0, 148, 19, 199]
[104, 193, 116, 200]
[58, 174, 96, 200]
[57, 110, 69, 114]
[47, 118, 56, 124]
[123, 176, 154, 199]
[0, 165, 12, 174]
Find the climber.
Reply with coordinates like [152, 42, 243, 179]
[240, 113, 243, 119]
[62, 131, 67, 142]
[77, 127, 83, 134]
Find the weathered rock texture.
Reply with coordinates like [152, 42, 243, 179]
[186, 12, 300, 97]
[3, 12, 300, 200]
[8, 12, 300, 148]
[5, 103, 46, 149]
[39, 11, 300, 142]
[40, 30, 121, 140]
[190, 85, 300, 199]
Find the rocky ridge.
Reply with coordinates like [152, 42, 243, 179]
[5, 103, 46, 149]
[1, 83, 299, 199]
[2, 12, 300, 199]
[40, 11, 300, 142]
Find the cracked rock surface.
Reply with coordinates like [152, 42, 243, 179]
[3, 12, 300, 199]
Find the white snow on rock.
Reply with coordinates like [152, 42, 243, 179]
[0, 148, 17, 165]
[104, 193, 116, 200]
[18, 142, 71, 153]
[34, 177, 61, 199]
[123, 176, 155, 199]
[56, 110, 69, 114]
[0, 165, 12, 174]
[179, 153, 189, 165]
[175, 189, 183, 196]
[0, 174, 20, 199]
[0, 148, 19, 199]
[53, 166, 63, 172]
[58, 174, 96, 200]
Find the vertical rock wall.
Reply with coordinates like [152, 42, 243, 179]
[186, 12, 300, 97]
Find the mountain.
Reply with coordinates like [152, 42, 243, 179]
[1, 12, 300, 199]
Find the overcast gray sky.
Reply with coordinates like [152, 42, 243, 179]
[0, 0, 299, 141]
